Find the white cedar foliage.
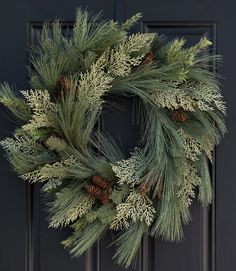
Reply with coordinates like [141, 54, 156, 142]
[42, 179, 63, 192]
[105, 48, 142, 78]
[49, 195, 95, 228]
[150, 82, 226, 114]
[78, 33, 155, 108]
[177, 162, 201, 207]
[110, 191, 156, 230]
[0, 135, 39, 155]
[21, 89, 56, 131]
[21, 156, 78, 183]
[178, 128, 204, 161]
[78, 55, 113, 108]
[124, 33, 155, 54]
[112, 148, 145, 186]
[106, 33, 155, 77]
[177, 129, 203, 206]
[150, 86, 196, 111]
[186, 83, 226, 114]
[45, 136, 68, 152]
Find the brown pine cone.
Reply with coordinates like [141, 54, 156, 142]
[139, 184, 149, 196]
[100, 191, 110, 205]
[59, 75, 72, 90]
[86, 184, 110, 205]
[86, 184, 103, 199]
[143, 51, 154, 65]
[58, 75, 74, 98]
[92, 175, 111, 189]
[171, 108, 189, 122]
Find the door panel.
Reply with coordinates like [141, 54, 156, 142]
[0, 1, 235, 271]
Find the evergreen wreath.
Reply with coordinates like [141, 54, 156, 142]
[0, 8, 226, 268]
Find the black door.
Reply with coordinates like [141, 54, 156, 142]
[0, 1, 235, 271]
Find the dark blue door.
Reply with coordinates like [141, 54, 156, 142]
[0, 1, 235, 271]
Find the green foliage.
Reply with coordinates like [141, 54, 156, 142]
[90, 132, 124, 163]
[46, 183, 95, 228]
[6, 151, 55, 174]
[21, 155, 95, 183]
[120, 13, 142, 31]
[0, 82, 31, 121]
[0, 7, 226, 268]
[30, 21, 72, 92]
[110, 184, 130, 205]
[0, 135, 56, 174]
[53, 89, 100, 151]
[141, 106, 185, 198]
[197, 155, 213, 205]
[45, 136, 68, 153]
[29, 8, 141, 93]
[73, 8, 126, 56]
[62, 205, 116, 257]
[61, 217, 88, 248]
[151, 196, 191, 241]
[65, 219, 107, 257]
[86, 205, 116, 224]
[113, 223, 147, 268]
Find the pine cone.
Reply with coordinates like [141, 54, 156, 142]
[143, 51, 154, 64]
[86, 184, 110, 205]
[86, 184, 103, 199]
[139, 184, 149, 196]
[92, 175, 111, 189]
[59, 75, 72, 90]
[171, 108, 189, 122]
[58, 75, 74, 97]
[100, 191, 110, 205]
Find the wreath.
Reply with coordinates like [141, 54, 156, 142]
[0, 9, 226, 268]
